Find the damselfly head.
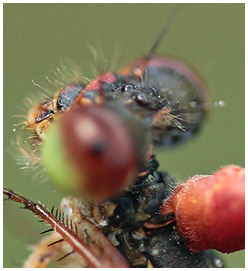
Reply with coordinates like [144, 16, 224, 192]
[4, 5, 244, 268]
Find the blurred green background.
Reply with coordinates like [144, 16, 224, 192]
[3, 3, 244, 268]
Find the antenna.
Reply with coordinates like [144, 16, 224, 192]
[146, 5, 182, 60]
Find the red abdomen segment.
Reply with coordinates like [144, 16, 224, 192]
[161, 166, 245, 253]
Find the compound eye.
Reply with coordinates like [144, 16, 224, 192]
[63, 111, 109, 160]
[88, 138, 107, 156]
[121, 56, 210, 148]
[42, 105, 150, 202]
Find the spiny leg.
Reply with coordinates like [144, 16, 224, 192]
[3, 188, 129, 268]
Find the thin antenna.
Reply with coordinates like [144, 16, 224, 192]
[146, 5, 182, 60]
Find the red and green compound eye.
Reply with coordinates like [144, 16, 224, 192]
[42, 105, 150, 202]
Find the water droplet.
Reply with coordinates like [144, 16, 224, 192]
[99, 219, 108, 226]
[214, 258, 224, 267]
[214, 100, 226, 107]
[180, 90, 186, 97]
[190, 101, 197, 108]
[151, 248, 159, 256]
[218, 100, 225, 107]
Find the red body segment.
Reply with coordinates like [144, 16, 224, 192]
[161, 166, 245, 253]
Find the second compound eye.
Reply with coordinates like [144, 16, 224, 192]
[56, 84, 85, 111]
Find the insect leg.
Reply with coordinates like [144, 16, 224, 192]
[3, 188, 129, 268]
